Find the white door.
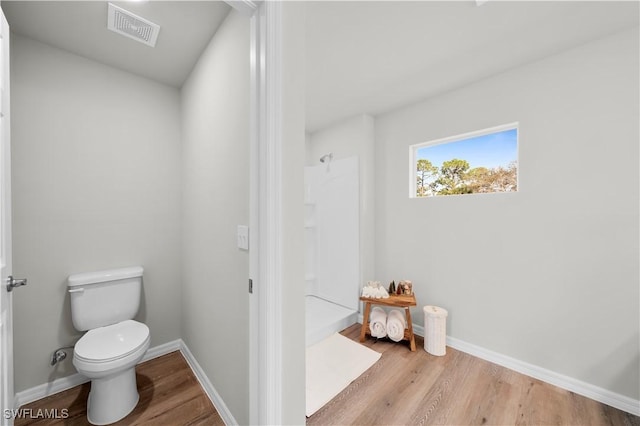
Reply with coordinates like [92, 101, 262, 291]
[0, 6, 13, 420]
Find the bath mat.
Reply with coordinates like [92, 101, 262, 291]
[306, 332, 381, 417]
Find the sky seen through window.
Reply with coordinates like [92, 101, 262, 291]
[416, 128, 517, 169]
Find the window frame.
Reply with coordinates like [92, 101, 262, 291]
[409, 122, 519, 198]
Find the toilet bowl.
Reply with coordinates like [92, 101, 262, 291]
[68, 266, 148, 425]
[73, 320, 150, 425]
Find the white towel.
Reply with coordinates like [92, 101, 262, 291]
[386, 309, 406, 342]
[369, 307, 387, 338]
[377, 286, 390, 299]
[361, 285, 389, 299]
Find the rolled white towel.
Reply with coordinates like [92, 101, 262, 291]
[386, 309, 406, 342]
[369, 307, 387, 338]
[361, 286, 371, 298]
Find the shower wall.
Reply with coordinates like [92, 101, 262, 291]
[305, 114, 375, 345]
[306, 114, 376, 287]
[305, 157, 359, 310]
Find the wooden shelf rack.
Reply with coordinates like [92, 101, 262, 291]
[359, 293, 417, 351]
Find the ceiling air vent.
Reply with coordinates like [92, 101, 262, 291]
[107, 3, 160, 47]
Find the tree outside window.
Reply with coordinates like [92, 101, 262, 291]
[411, 125, 518, 198]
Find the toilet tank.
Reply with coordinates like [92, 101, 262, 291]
[68, 266, 143, 331]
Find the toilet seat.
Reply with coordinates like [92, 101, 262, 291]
[75, 320, 149, 363]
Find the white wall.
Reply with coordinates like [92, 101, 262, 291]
[307, 114, 376, 288]
[180, 10, 250, 425]
[11, 35, 182, 391]
[375, 27, 639, 399]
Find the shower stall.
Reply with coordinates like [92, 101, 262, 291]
[305, 155, 360, 346]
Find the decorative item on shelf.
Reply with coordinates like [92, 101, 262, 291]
[398, 280, 413, 295]
[388, 280, 396, 295]
[361, 281, 389, 299]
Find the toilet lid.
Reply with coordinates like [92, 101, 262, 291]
[75, 320, 149, 362]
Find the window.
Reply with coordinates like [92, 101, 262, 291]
[410, 123, 518, 198]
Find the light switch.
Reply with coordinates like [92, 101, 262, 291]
[237, 225, 249, 250]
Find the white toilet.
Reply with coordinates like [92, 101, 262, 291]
[68, 266, 150, 425]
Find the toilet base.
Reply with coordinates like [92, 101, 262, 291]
[86, 367, 139, 425]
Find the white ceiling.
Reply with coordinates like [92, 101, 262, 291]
[2, 1, 231, 88]
[2, 1, 638, 126]
[306, 1, 640, 132]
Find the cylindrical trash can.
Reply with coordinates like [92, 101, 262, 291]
[423, 305, 448, 356]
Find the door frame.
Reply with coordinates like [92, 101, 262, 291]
[0, 4, 12, 421]
[251, 2, 284, 423]
[226, 1, 284, 424]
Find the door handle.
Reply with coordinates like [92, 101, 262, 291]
[6, 275, 27, 292]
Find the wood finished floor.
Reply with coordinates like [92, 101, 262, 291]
[307, 324, 640, 426]
[13, 328, 640, 426]
[15, 351, 224, 426]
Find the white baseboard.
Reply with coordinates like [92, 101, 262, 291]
[13, 339, 239, 425]
[142, 339, 182, 361]
[13, 372, 88, 411]
[177, 340, 237, 426]
[444, 334, 640, 417]
[14, 339, 182, 409]
[358, 315, 639, 417]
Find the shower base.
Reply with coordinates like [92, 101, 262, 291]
[306, 295, 358, 347]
